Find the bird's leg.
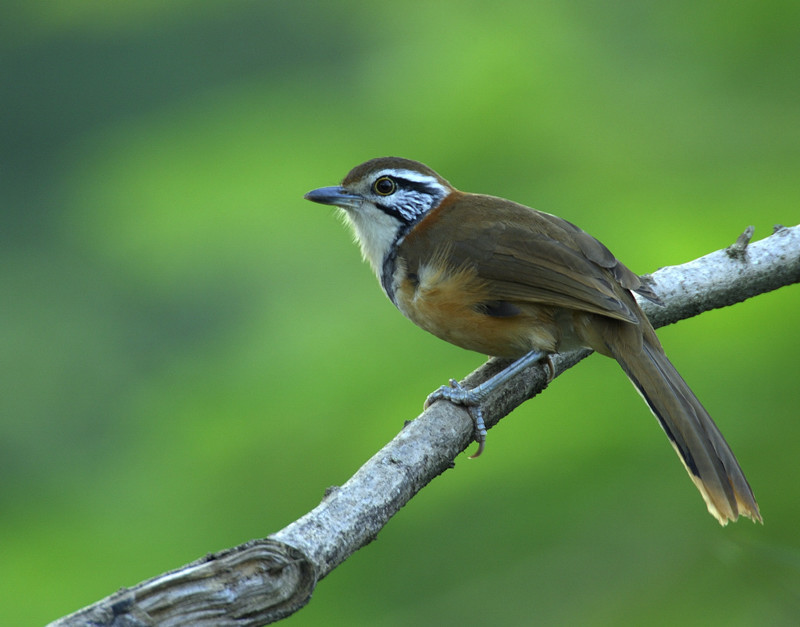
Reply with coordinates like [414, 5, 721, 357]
[424, 350, 551, 458]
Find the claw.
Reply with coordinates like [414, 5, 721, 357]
[467, 405, 487, 458]
[424, 379, 487, 457]
[544, 355, 556, 383]
[422, 349, 552, 459]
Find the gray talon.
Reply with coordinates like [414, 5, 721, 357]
[423, 350, 550, 459]
[424, 379, 487, 458]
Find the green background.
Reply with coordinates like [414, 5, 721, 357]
[3, 2, 799, 625]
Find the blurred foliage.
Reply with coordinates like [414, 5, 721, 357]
[2, 1, 799, 625]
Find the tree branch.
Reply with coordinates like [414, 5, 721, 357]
[49, 225, 800, 627]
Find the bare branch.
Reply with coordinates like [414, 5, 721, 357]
[49, 225, 800, 627]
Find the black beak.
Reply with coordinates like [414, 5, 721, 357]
[304, 186, 362, 209]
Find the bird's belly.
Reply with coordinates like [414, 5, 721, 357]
[393, 263, 562, 359]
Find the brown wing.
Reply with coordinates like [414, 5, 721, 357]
[402, 192, 656, 323]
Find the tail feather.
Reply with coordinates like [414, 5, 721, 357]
[612, 336, 761, 525]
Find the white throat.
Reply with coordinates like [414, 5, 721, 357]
[340, 207, 402, 280]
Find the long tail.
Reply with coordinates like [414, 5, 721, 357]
[611, 333, 761, 525]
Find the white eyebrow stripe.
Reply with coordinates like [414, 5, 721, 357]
[379, 169, 439, 184]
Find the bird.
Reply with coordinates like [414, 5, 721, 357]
[304, 156, 761, 525]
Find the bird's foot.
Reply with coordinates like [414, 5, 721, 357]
[423, 350, 552, 459]
[425, 379, 488, 458]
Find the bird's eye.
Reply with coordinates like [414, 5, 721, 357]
[373, 176, 396, 196]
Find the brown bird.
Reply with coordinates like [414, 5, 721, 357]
[305, 157, 761, 525]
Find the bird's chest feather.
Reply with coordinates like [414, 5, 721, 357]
[390, 256, 561, 358]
